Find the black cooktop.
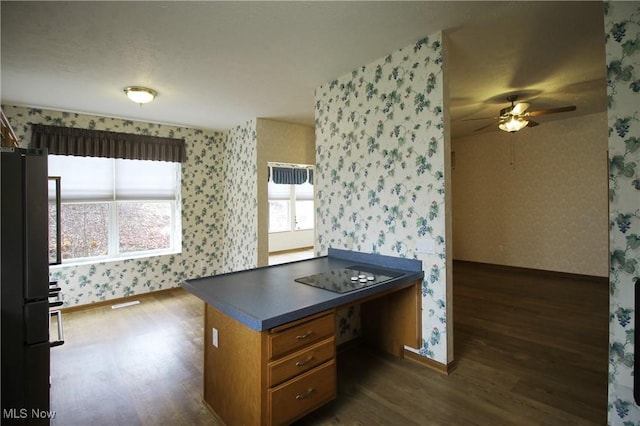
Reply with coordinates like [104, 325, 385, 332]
[294, 265, 404, 294]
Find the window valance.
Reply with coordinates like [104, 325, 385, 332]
[269, 166, 313, 185]
[31, 124, 186, 163]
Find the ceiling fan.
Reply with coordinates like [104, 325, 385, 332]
[467, 95, 577, 133]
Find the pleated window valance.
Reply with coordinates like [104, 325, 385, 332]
[269, 166, 313, 185]
[31, 124, 186, 163]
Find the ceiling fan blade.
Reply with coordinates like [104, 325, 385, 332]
[462, 116, 496, 121]
[527, 120, 540, 127]
[474, 122, 496, 132]
[527, 105, 576, 117]
[511, 102, 530, 115]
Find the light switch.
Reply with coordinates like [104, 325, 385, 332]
[212, 327, 219, 347]
[417, 238, 436, 254]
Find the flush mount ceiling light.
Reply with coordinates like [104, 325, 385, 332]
[124, 86, 157, 105]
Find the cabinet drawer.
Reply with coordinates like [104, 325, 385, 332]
[269, 313, 334, 359]
[268, 337, 335, 387]
[268, 359, 336, 426]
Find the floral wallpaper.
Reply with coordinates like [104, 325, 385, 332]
[606, 1, 640, 424]
[314, 33, 448, 362]
[223, 119, 259, 272]
[2, 105, 227, 307]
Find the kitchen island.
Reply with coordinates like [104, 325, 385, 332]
[182, 248, 424, 426]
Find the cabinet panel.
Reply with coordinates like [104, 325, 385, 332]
[204, 304, 263, 426]
[268, 313, 334, 359]
[268, 359, 336, 426]
[361, 280, 422, 356]
[268, 336, 334, 387]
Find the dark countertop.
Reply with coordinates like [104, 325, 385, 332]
[181, 248, 424, 331]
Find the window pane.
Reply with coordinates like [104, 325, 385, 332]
[48, 202, 59, 264]
[48, 155, 114, 201]
[295, 200, 314, 230]
[59, 203, 109, 259]
[268, 181, 291, 200]
[118, 202, 172, 253]
[269, 200, 290, 232]
[116, 160, 178, 200]
[295, 181, 314, 201]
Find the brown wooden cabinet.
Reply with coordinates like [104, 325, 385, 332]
[202, 279, 421, 425]
[266, 313, 336, 425]
[204, 308, 337, 426]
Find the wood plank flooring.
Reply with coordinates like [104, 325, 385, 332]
[269, 248, 315, 265]
[50, 288, 219, 426]
[297, 261, 609, 425]
[50, 261, 608, 425]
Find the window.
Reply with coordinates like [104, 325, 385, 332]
[48, 155, 181, 263]
[268, 171, 314, 233]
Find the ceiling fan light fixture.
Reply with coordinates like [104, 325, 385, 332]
[124, 86, 157, 105]
[499, 116, 529, 132]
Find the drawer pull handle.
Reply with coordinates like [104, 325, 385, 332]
[295, 356, 314, 367]
[296, 331, 313, 339]
[295, 388, 315, 400]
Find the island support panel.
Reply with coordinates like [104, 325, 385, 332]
[204, 304, 264, 425]
[360, 279, 422, 356]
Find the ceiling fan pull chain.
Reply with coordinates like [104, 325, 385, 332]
[509, 134, 516, 168]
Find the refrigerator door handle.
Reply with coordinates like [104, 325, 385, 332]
[48, 176, 62, 265]
[50, 310, 65, 347]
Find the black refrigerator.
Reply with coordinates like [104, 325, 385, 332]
[1, 147, 52, 425]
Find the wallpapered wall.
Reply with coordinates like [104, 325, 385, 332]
[314, 33, 450, 363]
[222, 119, 259, 272]
[452, 111, 609, 277]
[605, 2, 640, 424]
[2, 105, 228, 306]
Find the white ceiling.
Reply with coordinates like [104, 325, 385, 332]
[1, 1, 607, 139]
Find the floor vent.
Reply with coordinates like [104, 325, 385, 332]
[111, 301, 140, 310]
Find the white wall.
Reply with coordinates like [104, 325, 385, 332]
[268, 229, 314, 252]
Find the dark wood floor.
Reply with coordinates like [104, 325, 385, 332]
[50, 261, 609, 425]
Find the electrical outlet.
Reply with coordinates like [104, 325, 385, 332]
[212, 328, 219, 348]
